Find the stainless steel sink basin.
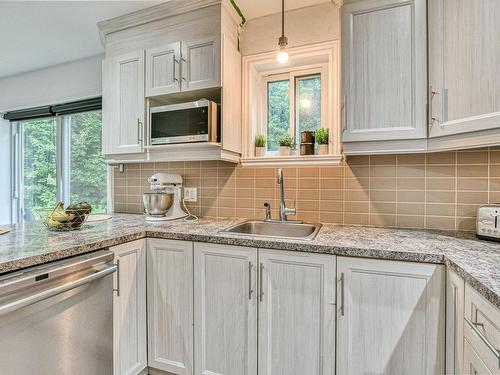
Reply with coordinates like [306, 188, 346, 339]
[221, 221, 321, 241]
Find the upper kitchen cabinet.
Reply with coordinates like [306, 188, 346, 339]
[180, 37, 221, 92]
[98, 0, 242, 163]
[102, 51, 145, 155]
[145, 37, 221, 97]
[145, 42, 181, 97]
[341, 0, 427, 148]
[428, 0, 500, 146]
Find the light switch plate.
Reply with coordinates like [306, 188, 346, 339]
[184, 187, 197, 202]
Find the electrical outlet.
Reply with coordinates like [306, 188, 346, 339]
[184, 187, 197, 202]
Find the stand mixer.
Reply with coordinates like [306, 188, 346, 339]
[143, 173, 188, 221]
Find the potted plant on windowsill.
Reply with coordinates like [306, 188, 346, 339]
[277, 134, 293, 156]
[315, 128, 329, 155]
[255, 134, 266, 157]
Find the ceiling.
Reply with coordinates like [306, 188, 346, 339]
[238, 0, 329, 20]
[0, 0, 330, 79]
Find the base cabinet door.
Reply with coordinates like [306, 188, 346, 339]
[112, 240, 147, 375]
[446, 269, 465, 374]
[463, 338, 493, 375]
[337, 257, 445, 375]
[258, 249, 336, 375]
[147, 239, 193, 374]
[194, 243, 257, 375]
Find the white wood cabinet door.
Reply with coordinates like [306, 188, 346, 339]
[428, 0, 500, 138]
[341, 0, 427, 142]
[194, 243, 257, 375]
[181, 37, 221, 92]
[102, 50, 145, 155]
[446, 269, 465, 374]
[463, 339, 493, 375]
[147, 239, 193, 374]
[112, 240, 147, 375]
[337, 257, 445, 375]
[145, 42, 181, 97]
[258, 249, 336, 375]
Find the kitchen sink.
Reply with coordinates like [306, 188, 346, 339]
[221, 220, 321, 241]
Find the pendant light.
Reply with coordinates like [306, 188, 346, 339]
[276, 0, 289, 63]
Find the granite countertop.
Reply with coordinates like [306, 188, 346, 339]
[0, 213, 499, 308]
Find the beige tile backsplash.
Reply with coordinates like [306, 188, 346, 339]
[113, 148, 500, 231]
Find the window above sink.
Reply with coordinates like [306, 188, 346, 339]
[241, 41, 342, 168]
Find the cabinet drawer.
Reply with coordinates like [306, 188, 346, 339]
[464, 338, 493, 375]
[464, 284, 499, 373]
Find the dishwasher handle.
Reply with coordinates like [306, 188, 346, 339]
[0, 265, 117, 317]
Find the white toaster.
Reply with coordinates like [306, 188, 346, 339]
[476, 204, 500, 241]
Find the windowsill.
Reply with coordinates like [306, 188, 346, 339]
[240, 154, 343, 167]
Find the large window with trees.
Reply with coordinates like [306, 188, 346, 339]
[9, 101, 107, 222]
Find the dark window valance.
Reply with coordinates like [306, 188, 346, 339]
[3, 97, 102, 121]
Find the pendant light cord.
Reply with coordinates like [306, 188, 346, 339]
[281, 0, 285, 38]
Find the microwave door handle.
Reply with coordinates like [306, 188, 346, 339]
[209, 102, 218, 143]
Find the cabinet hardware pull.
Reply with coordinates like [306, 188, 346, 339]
[259, 263, 264, 302]
[113, 259, 120, 296]
[340, 272, 345, 316]
[137, 118, 143, 144]
[173, 55, 178, 82]
[248, 261, 253, 300]
[465, 316, 499, 366]
[428, 85, 439, 129]
[341, 95, 347, 132]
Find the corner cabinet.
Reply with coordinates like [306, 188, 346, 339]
[336, 257, 445, 375]
[102, 51, 145, 156]
[428, 0, 500, 143]
[147, 239, 193, 374]
[446, 269, 465, 375]
[341, 0, 427, 144]
[111, 240, 147, 375]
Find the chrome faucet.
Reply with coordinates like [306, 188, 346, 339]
[277, 168, 296, 221]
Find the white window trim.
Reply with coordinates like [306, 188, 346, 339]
[241, 40, 342, 167]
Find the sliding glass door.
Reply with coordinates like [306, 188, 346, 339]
[67, 111, 107, 213]
[12, 110, 107, 222]
[21, 118, 57, 221]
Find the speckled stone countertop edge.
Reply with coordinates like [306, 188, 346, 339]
[444, 257, 499, 309]
[0, 218, 498, 309]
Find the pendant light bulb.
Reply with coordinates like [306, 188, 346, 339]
[276, 0, 289, 64]
[277, 36, 289, 63]
[277, 50, 289, 64]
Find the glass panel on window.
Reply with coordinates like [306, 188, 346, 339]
[22, 118, 57, 221]
[68, 111, 107, 213]
[267, 79, 290, 151]
[296, 75, 321, 139]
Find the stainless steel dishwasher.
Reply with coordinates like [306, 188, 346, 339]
[0, 249, 116, 374]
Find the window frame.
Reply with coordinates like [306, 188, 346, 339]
[11, 110, 110, 223]
[261, 65, 327, 154]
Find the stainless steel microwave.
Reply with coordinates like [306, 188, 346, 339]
[149, 99, 220, 145]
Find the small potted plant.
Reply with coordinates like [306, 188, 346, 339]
[277, 134, 293, 156]
[315, 128, 329, 155]
[255, 134, 266, 157]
